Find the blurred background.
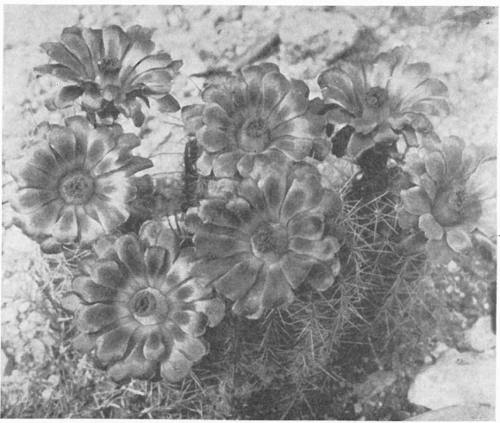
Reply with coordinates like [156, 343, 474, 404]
[2, 5, 497, 419]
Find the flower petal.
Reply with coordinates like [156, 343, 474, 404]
[102, 25, 129, 62]
[258, 172, 287, 220]
[12, 188, 57, 213]
[54, 85, 84, 108]
[53, 206, 78, 243]
[306, 261, 335, 291]
[144, 246, 169, 284]
[143, 330, 169, 362]
[90, 197, 129, 232]
[289, 237, 340, 261]
[77, 303, 129, 333]
[96, 322, 137, 364]
[160, 349, 192, 382]
[196, 151, 214, 176]
[34, 64, 80, 82]
[48, 126, 77, 164]
[61, 30, 94, 79]
[272, 136, 312, 161]
[72, 275, 123, 303]
[466, 159, 496, 201]
[115, 234, 146, 279]
[262, 71, 291, 112]
[280, 174, 322, 221]
[424, 151, 446, 183]
[288, 213, 325, 240]
[172, 310, 208, 337]
[213, 257, 263, 301]
[91, 260, 136, 292]
[419, 174, 437, 201]
[212, 151, 242, 178]
[197, 127, 231, 153]
[442, 136, 465, 176]
[40, 41, 86, 77]
[280, 252, 316, 289]
[346, 132, 375, 158]
[401, 187, 431, 215]
[193, 298, 225, 327]
[446, 228, 472, 253]
[108, 338, 156, 382]
[176, 336, 207, 362]
[262, 264, 294, 309]
[418, 213, 444, 240]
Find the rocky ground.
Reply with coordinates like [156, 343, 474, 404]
[1, 5, 497, 419]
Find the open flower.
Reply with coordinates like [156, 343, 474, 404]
[66, 221, 224, 382]
[400, 136, 496, 263]
[194, 63, 328, 178]
[35, 25, 182, 126]
[10, 116, 152, 247]
[190, 163, 342, 318]
[318, 46, 449, 158]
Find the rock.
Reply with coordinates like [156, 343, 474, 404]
[408, 349, 495, 409]
[408, 403, 494, 421]
[464, 316, 495, 352]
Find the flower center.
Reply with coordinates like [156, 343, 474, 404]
[130, 288, 168, 325]
[251, 223, 288, 262]
[59, 171, 95, 205]
[98, 57, 121, 76]
[239, 117, 270, 153]
[365, 87, 388, 109]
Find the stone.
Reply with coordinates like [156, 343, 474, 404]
[408, 349, 495, 410]
[464, 316, 496, 352]
[408, 403, 494, 421]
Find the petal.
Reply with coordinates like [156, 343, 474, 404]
[119, 39, 155, 81]
[262, 264, 294, 309]
[77, 303, 129, 333]
[258, 172, 287, 220]
[213, 257, 263, 300]
[114, 234, 146, 279]
[89, 198, 128, 232]
[271, 114, 324, 140]
[475, 198, 496, 236]
[96, 322, 137, 364]
[143, 330, 169, 362]
[139, 220, 177, 256]
[419, 174, 437, 201]
[54, 85, 84, 108]
[72, 275, 124, 303]
[203, 103, 232, 129]
[425, 238, 454, 265]
[442, 136, 465, 176]
[160, 349, 192, 382]
[446, 228, 473, 253]
[85, 128, 117, 170]
[81, 28, 103, 72]
[102, 25, 129, 61]
[61, 30, 94, 79]
[12, 163, 53, 189]
[197, 127, 231, 153]
[198, 199, 246, 229]
[34, 64, 80, 82]
[288, 213, 324, 240]
[176, 336, 207, 362]
[418, 213, 444, 240]
[306, 261, 335, 291]
[194, 231, 250, 260]
[172, 310, 208, 337]
[91, 260, 136, 292]
[262, 71, 291, 112]
[424, 152, 446, 183]
[193, 298, 225, 327]
[212, 151, 243, 178]
[280, 174, 323, 221]
[12, 188, 57, 213]
[466, 159, 496, 201]
[196, 151, 214, 176]
[317, 68, 358, 112]
[48, 126, 77, 164]
[53, 206, 78, 243]
[237, 179, 266, 212]
[164, 277, 209, 303]
[144, 246, 169, 283]
[346, 132, 375, 158]
[271, 136, 312, 161]
[401, 187, 431, 215]
[156, 93, 180, 113]
[190, 252, 252, 284]
[108, 338, 156, 382]
[289, 237, 340, 261]
[280, 252, 316, 289]
[20, 199, 64, 234]
[65, 116, 92, 153]
[40, 42, 86, 77]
